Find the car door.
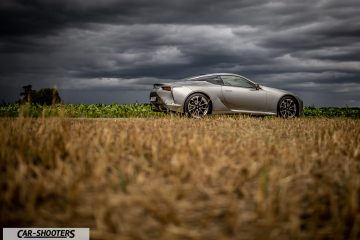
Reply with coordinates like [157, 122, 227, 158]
[221, 75, 268, 112]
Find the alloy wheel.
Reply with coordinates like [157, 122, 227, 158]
[279, 98, 297, 118]
[187, 95, 209, 118]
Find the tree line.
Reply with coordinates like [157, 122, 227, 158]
[18, 85, 61, 105]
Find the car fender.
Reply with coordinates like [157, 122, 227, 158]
[184, 85, 230, 113]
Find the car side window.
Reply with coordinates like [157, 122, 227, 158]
[206, 76, 223, 85]
[221, 75, 254, 88]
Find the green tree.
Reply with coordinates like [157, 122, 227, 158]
[19, 85, 62, 105]
[32, 88, 61, 105]
[20, 85, 36, 103]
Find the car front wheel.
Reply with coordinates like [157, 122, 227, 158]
[278, 96, 298, 118]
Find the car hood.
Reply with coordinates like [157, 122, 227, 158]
[261, 85, 295, 96]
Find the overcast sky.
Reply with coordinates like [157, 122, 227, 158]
[0, 0, 359, 106]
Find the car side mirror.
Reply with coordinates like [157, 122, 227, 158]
[255, 84, 261, 90]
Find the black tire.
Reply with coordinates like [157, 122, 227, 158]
[277, 96, 298, 118]
[184, 93, 211, 118]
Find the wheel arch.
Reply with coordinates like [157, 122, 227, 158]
[183, 91, 213, 114]
[277, 94, 300, 116]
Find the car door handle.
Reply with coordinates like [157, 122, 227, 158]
[224, 90, 232, 92]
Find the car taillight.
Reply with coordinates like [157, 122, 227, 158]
[161, 86, 171, 91]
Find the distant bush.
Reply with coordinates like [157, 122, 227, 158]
[304, 107, 360, 118]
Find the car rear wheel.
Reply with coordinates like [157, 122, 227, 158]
[185, 93, 210, 118]
[278, 96, 298, 118]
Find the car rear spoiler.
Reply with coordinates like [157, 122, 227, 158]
[153, 83, 164, 89]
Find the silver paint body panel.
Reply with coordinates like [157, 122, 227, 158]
[150, 73, 303, 116]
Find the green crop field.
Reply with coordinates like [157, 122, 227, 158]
[0, 103, 359, 118]
[0, 103, 161, 118]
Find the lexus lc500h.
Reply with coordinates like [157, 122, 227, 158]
[149, 73, 303, 118]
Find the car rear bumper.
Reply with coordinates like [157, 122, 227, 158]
[149, 92, 167, 112]
[149, 91, 182, 112]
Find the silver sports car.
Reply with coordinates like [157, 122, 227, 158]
[149, 73, 303, 118]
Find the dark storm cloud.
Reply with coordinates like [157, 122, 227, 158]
[0, 0, 359, 106]
[0, 0, 264, 37]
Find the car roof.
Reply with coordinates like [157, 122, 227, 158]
[184, 73, 245, 81]
[180, 73, 258, 86]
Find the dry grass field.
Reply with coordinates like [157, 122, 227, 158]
[1, 116, 359, 240]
